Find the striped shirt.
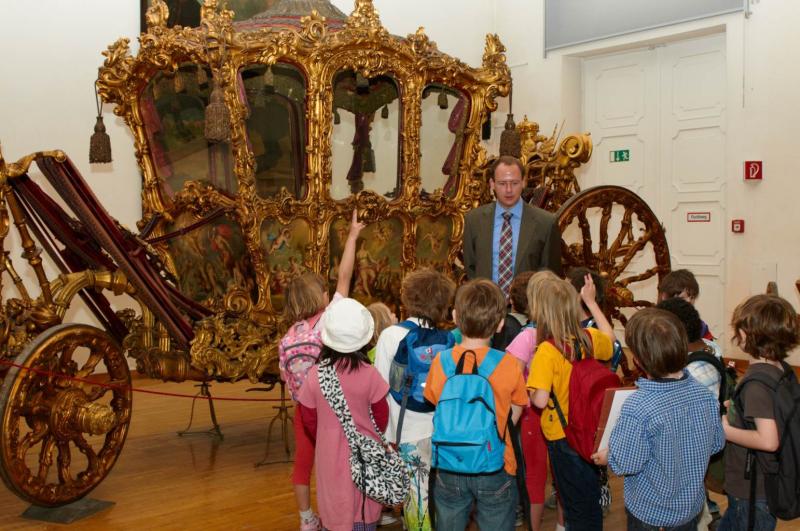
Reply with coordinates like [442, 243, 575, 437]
[608, 372, 724, 527]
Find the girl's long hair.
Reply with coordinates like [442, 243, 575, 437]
[531, 277, 593, 360]
[318, 345, 370, 373]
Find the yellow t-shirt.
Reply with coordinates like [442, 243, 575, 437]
[526, 328, 612, 441]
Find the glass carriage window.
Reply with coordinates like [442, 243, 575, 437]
[240, 63, 308, 199]
[139, 63, 236, 197]
[419, 85, 469, 198]
[330, 71, 401, 200]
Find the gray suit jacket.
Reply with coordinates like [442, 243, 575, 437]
[462, 201, 562, 279]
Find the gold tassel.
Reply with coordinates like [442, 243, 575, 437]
[89, 86, 112, 164]
[205, 81, 231, 143]
[89, 115, 112, 163]
[333, 108, 341, 125]
[362, 144, 376, 173]
[499, 113, 521, 158]
[263, 65, 274, 88]
[381, 104, 389, 119]
[356, 72, 369, 94]
[437, 89, 449, 110]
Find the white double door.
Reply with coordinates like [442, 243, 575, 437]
[582, 33, 728, 343]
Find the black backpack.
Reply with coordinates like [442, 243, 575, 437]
[733, 362, 800, 524]
[687, 350, 737, 414]
[688, 350, 737, 493]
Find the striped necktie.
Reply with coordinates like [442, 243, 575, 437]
[498, 211, 513, 295]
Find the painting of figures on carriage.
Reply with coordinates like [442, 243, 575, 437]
[415, 216, 453, 271]
[166, 213, 256, 305]
[329, 217, 403, 307]
[261, 218, 312, 310]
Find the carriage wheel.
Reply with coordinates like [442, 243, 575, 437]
[556, 186, 671, 381]
[0, 323, 131, 506]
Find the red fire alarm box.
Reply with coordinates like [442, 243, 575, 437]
[744, 161, 763, 180]
[732, 219, 745, 233]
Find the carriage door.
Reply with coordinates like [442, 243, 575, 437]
[582, 33, 728, 344]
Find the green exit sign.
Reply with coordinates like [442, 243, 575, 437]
[610, 149, 630, 162]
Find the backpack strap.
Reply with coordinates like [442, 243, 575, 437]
[438, 347, 456, 378]
[476, 348, 504, 379]
[732, 371, 780, 430]
[397, 320, 417, 331]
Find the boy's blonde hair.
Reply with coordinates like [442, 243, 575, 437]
[401, 269, 456, 326]
[530, 276, 592, 359]
[367, 302, 395, 346]
[283, 272, 326, 323]
[525, 270, 560, 321]
[454, 279, 506, 339]
[732, 294, 800, 361]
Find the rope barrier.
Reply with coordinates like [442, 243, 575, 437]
[0, 358, 290, 403]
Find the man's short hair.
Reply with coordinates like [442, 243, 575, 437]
[731, 294, 800, 361]
[657, 297, 702, 343]
[455, 279, 506, 339]
[489, 155, 524, 181]
[401, 269, 456, 326]
[625, 307, 688, 379]
[658, 269, 700, 299]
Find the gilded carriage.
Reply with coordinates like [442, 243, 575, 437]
[0, 0, 670, 508]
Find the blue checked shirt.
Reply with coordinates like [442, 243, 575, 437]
[608, 372, 724, 527]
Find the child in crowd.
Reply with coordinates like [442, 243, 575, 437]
[527, 275, 614, 531]
[424, 279, 528, 530]
[591, 308, 725, 530]
[657, 297, 722, 397]
[658, 268, 715, 343]
[297, 297, 390, 531]
[366, 302, 397, 363]
[718, 294, 800, 531]
[492, 270, 534, 351]
[374, 269, 456, 531]
[279, 210, 364, 531]
[658, 296, 727, 529]
[505, 269, 558, 530]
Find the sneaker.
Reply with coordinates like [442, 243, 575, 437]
[545, 489, 557, 510]
[707, 498, 720, 515]
[378, 513, 398, 527]
[514, 504, 524, 527]
[300, 513, 321, 531]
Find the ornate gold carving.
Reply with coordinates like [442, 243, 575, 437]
[190, 313, 278, 382]
[95, 0, 512, 329]
[0, 324, 131, 506]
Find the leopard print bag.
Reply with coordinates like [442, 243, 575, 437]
[318, 362, 409, 507]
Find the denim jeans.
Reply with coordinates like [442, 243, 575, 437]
[718, 495, 777, 531]
[431, 469, 517, 531]
[547, 438, 602, 531]
[626, 508, 698, 530]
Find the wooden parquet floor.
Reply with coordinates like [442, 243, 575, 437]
[0, 379, 797, 530]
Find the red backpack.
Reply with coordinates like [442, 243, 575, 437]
[549, 333, 621, 462]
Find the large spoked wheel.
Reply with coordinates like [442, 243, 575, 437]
[556, 186, 671, 381]
[0, 323, 132, 506]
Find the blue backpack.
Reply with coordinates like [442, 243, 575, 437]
[388, 321, 454, 414]
[431, 348, 507, 474]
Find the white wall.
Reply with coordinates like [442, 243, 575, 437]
[495, 0, 800, 362]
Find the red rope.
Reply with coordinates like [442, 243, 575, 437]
[0, 359, 290, 403]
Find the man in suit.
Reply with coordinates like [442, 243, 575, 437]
[463, 156, 562, 294]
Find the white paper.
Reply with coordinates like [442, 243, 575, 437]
[596, 388, 636, 451]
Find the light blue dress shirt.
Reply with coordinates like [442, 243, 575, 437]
[491, 200, 523, 284]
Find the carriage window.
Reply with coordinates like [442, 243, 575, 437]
[240, 63, 308, 199]
[419, 85, 468, 198]
[330, 71, 401, 200]
[140, 63, 236, 197]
